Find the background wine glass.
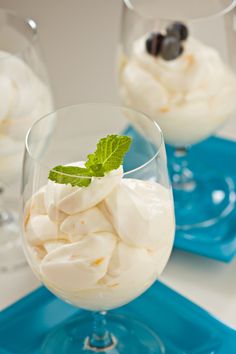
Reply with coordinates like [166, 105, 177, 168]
[21, 103, 175, 354]
[0, 9, 53, 271]
[118, 0, 236, 233]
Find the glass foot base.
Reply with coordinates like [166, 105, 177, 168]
[40, 313, 165, 354]
[0, 213, 26, 271]
[174, 175, 235, 230]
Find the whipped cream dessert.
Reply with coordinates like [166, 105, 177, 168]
[0, 51, 53, 184]
[23, 134, 174, 310]
[119, 25, 236, 147]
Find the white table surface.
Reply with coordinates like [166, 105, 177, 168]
[0, 0, 236, 330]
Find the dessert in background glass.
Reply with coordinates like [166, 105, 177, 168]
[0, 9, 53, 271]
[119, 0, 236, 231]
[21, 103, 175, 354]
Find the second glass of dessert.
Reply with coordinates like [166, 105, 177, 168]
[0, 9, 53, 270]
[21, 103, 175, 354]
[119, 0, 236, 230]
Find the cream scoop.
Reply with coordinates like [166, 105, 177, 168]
[104, 179, 174, 249]
[25, 215, 61, 246]
[60, 206, 114, 241]
[101, 241, 158, 294]
[40, 232, 117, 292]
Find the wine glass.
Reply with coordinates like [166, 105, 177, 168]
[118, 0, 236, 233]
[0, 9, 53, 271]
[21, 103, 175, 354]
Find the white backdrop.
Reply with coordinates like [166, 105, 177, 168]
[0, 0, 122, 106]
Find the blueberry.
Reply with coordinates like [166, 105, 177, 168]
[145, 32, 164, 57]
[166, 22, 189, 41]
[161, 36, 183, 61]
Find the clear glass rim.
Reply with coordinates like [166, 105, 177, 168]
[0, 8, 38, 60]
[25, 102, 164, 178]
[123, 0, 236, 22]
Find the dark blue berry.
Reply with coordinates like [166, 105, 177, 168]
[145, 32, 164, 57]
[166, 22, 189, 41]
[161, 36, 183, 61]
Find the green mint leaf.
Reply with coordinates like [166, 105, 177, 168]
[88, 164, 104, 177]
[85, 135, 132, 173]
[48, 135, 132, 187]
[48, 165, 92, 187]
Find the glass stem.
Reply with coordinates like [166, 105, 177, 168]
[0, 185, 12, 226]
[85, 311, 116, 352]
[171, 147, 196, 192]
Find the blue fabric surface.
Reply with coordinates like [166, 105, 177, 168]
[0, 282, 235, 353]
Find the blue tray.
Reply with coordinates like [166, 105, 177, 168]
[0, 282, 235, 354]
[123, 126, 236, 263]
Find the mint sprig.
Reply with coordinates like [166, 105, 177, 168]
[48, 166, 92, 187]
[48, 135, 132, 187]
